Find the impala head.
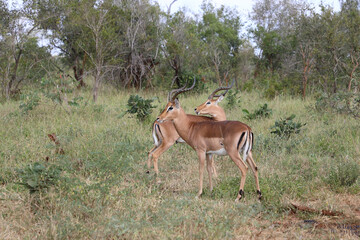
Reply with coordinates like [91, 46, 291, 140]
[194, 79, 234, 116]
[157, 78, 196, 122]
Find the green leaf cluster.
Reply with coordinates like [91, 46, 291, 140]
[270, 114, 306, 138]
[16, 162, 62, 194]
[243, 103, 272, 120]
[126, 95, 156, 121]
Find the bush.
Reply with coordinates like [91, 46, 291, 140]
[225, 89, 241, 109]
[177, 72, 207, 94]
[126, 95, 156, 121]
[243, 103, 272, 120]
[315, 92, 360, 118]
[324, 161, 360, 189]
[270, 114, 306, 138]
[19, 92, 41, 114]
[16, 162, 62, 194]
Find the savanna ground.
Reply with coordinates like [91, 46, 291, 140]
[0, 86, 359, 239]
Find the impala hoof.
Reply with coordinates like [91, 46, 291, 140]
[146, 170, 150, 174]
[235, 189, 244, 202]
[257, 190, 262, 200]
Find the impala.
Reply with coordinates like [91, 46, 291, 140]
[147, 82, 233, 177]
[157, 80, 262, 201]
[194, 83, 261, 200]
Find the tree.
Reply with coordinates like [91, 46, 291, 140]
[199, 3, 243, 85]
[251, 0, 308, 73]
[339, 0, 360, 92]
[0, 1, 50, 99]
[23, 0, 90, 88]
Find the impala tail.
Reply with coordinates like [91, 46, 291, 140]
[151, 121, 163, 148]
[237, 130, 253, 163]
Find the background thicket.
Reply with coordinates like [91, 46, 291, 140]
[1, 0, 360, 101]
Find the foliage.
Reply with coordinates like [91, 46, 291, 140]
[19, 92, 41, 114]
[324, 160, 360, 189]
[270, 114, 306, 138]
[243, 103, 272, 120]
[126, 95, 156, 121]
[315, 92, 360, 118]
[16, 162, 62, 194]
[177, 73, 208, 94]
[225, 89, 241, 109]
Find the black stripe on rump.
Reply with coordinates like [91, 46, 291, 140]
[250, 132, 254, 151]
[156, 124, 162, 136]
[246, 131, 253, 154]
[237, 132, 246, 150]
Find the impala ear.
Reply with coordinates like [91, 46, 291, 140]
[174, 98, 180, 108]
[215, 95, 224, 105]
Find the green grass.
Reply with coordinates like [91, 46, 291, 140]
[0, 87, 359, 239]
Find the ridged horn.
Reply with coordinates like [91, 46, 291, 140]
[209, 79, 235, 99]
[169, 77, 196, 102]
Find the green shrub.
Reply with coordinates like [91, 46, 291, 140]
[315, 92, 360, 119]
[19, 92, 41, 114]
[270, 114, 306, 138]
[126, 95, 156, 121]
[243, 103, 272, 120]
[324, 161, 360, 189]
[225, 89, 241, 109]
[177, 72, 207, 94]
[16, 162, 62, 194]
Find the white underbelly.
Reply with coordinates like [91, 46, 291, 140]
[207, 148, 228, 156]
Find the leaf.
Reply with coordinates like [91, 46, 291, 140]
[27, 179, 38, 188]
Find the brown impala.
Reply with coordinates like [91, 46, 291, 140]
[157, 79, 262, 201]
[194, 83, 261, 200]
[147, 81, 233, 177]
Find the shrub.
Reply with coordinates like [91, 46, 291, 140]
[177, 72, 207, 94]
[126, 95, 156, 121]
[243, 103, 272, 120]
[324, 161, 360, 189]
[315, 92, 360, 118]
[225, 89, 241, 109]
[19, 92, 41, 114]
[270, 114, 306, 138]
[16, 162, 62, 194]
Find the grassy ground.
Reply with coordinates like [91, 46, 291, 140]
[0, 87, 359, 239]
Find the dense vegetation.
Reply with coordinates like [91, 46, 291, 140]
[1, 0, 359, 238]
[1, 0, 360, 101]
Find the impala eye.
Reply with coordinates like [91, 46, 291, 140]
[206, 102, 211, 105]
[168, 106, 173, 111]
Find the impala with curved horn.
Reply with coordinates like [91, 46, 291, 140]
[157, 79, 261, 201]
[194, 79, 261, 200]
[147, 79, 232, 177]
[194, 79, 234, 117]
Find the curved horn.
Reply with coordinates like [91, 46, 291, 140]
[170, 77, 196, 102]
[209, 79, 235, 99]
[167, 78, 187, 102]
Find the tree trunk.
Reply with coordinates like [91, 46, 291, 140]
[6, 49, 22, 99]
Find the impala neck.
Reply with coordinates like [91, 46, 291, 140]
[211, 107, 226, 121]
[172, 108, 194, 143]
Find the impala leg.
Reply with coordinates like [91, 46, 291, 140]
[147, 145, 158, 171]
[209, 154, 218, 178]
[247, 151, 262, 200]
[228, 150, 248, 201]
[206, 154, 213, 192]
[149, 142, 173, 175]
[196, 151, 206, 198]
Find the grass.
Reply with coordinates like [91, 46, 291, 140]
[0, 86, 359, 239]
